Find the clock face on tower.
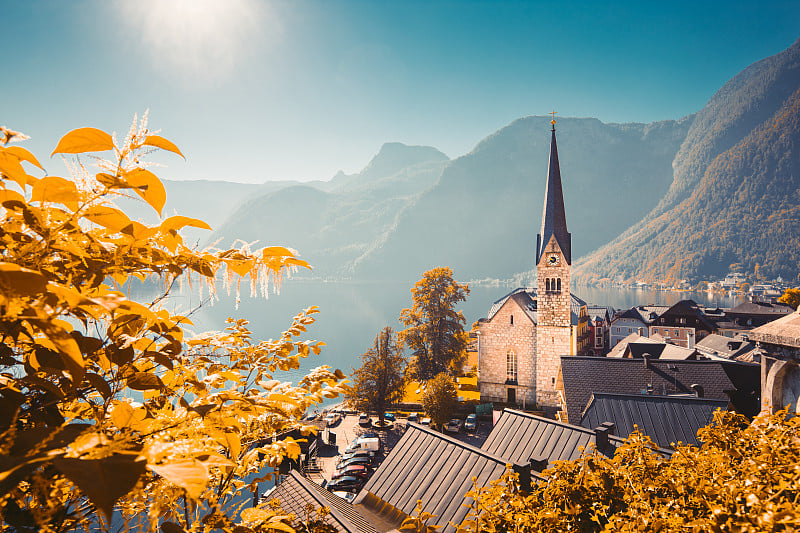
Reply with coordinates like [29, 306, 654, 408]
[547, 254, 560, 266]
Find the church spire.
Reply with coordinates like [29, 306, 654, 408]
[536, 116, 571, 265]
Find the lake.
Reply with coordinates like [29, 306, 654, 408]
[164, 279, 743, 401]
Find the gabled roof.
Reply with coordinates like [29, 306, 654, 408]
[626, 342, 698, 360]
[536, 127, 571, 265]
[586, 305, 612, 323]
[608, 333, 659, 358]
[726, 301, 793, 317]
[657, 300, 718, 331]
[749, 310, 800, 349]
[695, 333, 758, 360]
[613, 305, 670, 325]
[354, 423, 523, 533]
[266, 470, 379, 533]
[480, 408, 630, 465]
[579, 393, 729, 448]
[486, 287, 586, 326]
[559, 357, 761, 424]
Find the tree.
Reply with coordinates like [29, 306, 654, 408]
[779, 287, 800, 309]
[457, 409, 800, 532]
[420, 373, 457, 431]
[399, 267, 470, 381]
[0, 117, 347, 531]
[347, 327, 406, 422]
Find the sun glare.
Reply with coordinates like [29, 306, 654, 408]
[118, 0, 275, 82]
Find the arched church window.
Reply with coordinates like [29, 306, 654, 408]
[556, 278, 561, 292]
[506, 350, 517, 382]
[545, 279, 551, 291]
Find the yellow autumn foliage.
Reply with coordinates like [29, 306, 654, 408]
[0, 115, 347, 531]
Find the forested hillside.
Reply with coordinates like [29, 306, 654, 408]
[575, 37, 800, 284]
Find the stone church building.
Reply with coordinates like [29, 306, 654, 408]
[477, 120, 589, 412]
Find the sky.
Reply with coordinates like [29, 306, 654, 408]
[3, 0, 800, 184]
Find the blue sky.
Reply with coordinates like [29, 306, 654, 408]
[3, 0, 799, 183]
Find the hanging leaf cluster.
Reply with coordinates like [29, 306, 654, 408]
[0, 116, 348, 531]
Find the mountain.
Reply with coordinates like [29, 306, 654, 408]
[208, 143, 450, 276]
[350, 116, 690, 283]
[575, 37, 800, 284]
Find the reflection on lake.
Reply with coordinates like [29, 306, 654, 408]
[160, 280, 743, 399]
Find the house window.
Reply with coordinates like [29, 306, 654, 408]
[675, 330, 679, 337]
[506, 350, 517, 382]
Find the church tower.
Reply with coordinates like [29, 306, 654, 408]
[535, 116, 572, 409]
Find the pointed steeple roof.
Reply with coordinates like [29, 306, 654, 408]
[536, 122, 571, 265]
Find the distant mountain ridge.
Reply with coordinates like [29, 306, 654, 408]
[575, 37, 800, 284]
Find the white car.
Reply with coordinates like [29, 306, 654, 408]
[324, 412, 342, 426]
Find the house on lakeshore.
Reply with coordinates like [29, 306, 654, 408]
[648, 300, 717, 348]
[609, 305, 669, 349]
[477, 119, 589, 414]
[587, 305, 612, 356]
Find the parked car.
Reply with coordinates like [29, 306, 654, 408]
[336, 456, 374, 471]
[444, 418, 463, 433]
[383, 412, 396, 422]
[420, 417, 431, 426]
[358, 413, 370, 426]
[464, 414, 477, 432]
[327, 476, 364, 492]
[361, 431, 379, 439]
[332, 491, 356, 503]
[324, 412, 342, 427]
[407, 412, 419, 423]
[332, 464, 370, 480]
[338, 449, 375, 463]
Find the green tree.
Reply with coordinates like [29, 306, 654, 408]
[779, 287, 800, 309]
[399, 267, 470, 380]
[347, 327, 406, 422]
[420, 373, 457, 431]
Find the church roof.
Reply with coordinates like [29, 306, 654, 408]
[486, 287, 586, 326]
[536, 126, 571, 265]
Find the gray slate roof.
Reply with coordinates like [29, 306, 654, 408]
[487, 287, 586, 325]
[695, 333, 758, 361]
[354, 423, 518, 533]
[266, 470, 379, 533]
[559, 357, 761, 424]
[480, 408, 630, 465]
[579, 393, 729, 448]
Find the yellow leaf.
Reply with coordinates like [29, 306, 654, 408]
[143, 135, 185, 159]
[42, 326, 85, 382]
[125, 168, 166, 215]
[224, 432, 241, 460]
[0, 150, 33, 188]
[4, 146, 44, 170]
[111, 402, 134, 429]
[159, 215, 212, 233]
[31, 176, 80, 211]
[51, 127, 114, 156]
[148, 460, 209, 499]
[84, 206, 132, 233]
[0, 189, 24, 204]
[0, 263, 47, 296]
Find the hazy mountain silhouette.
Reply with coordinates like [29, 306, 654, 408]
[350, 116, 689, 283]
[208, 143, 450, 275]
[575, 37, 800, 283]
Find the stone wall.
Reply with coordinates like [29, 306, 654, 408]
[478, 297, 537, 406]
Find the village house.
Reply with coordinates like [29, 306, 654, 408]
[609, 305, 669, 349]
[648, 300, 717, 348]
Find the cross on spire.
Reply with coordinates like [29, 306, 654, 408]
[550, 109, 557, 130]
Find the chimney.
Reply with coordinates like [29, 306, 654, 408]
[594, 424, 610, 451]
[600, 421, 616, 436]
[643, 354, 650, 369]
[691, 384, 704, 398]
[513, 462, 532, 492]
[529, 454, 548, 473]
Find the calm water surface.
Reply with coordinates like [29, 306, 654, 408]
[167, 280, 743, 394]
